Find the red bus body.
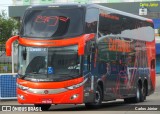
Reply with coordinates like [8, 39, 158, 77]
[6, 4, 155, 109]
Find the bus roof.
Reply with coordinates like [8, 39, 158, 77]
[26, 3, 86, 10]
[87, 4, 152, 22]
[27, 3, 152, 23]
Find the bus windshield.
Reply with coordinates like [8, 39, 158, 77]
[18, 45, 81, 82]
[20, 8, 84, 39]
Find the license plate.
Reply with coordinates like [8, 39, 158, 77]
[41, 99, 52, 104]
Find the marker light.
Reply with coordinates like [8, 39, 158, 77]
[17, 83, 29, 90]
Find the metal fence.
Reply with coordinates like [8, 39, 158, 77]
[0, 44, 12, 73]
[0, 44, 18, 73]
[0, 74, 17, 99]
[0, 44, 18, 99]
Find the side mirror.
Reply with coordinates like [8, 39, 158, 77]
[6, 36, 19, 56]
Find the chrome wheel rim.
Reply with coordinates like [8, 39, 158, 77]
[137, 87, 140, 100]
[95, 90, 100, 103]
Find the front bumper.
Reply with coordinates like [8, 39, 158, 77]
[17, 86, 84, 104]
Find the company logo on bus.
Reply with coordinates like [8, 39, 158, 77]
[44, 90, 49, 94]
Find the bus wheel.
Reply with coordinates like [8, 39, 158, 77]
[85, 85, 102, 108]
[124, 83, 142, 103]
[133, 83, 142, 103]
[141, 83, 147, 101]
[34, 104, 51, 111]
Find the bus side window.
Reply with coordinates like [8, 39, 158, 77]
[151, 59, 155, 69]
[98, 10, 121, 37]
[98, 10, 109, 37]
[84, 42, 92, 72]
[85, 8, 99, 34]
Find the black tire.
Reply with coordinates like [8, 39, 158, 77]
[124, 83, 142, 103]
[134, 83, 141, 103]
[85, 85, 103, 108]
[34, 104, 51, 111]
[141, 83, 147, 101]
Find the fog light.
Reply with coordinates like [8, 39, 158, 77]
[18, 94, 25, 100]
[70, 94, 78, 100]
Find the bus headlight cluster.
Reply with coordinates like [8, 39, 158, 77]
[66, 78, 88, 90]
[70, 94, 78, 100]
[67, 84, 81, 90]
[17, 83, 29, 90]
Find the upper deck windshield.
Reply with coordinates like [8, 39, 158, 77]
[20, 7, 84, 39]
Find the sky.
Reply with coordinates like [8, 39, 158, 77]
[0, 0, 12, 16]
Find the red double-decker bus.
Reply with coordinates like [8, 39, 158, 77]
[6, 4, 155, 110]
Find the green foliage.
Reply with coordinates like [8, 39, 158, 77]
[0, 10, 20, 44]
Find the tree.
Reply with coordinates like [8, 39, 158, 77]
[0, 10, 20, 44]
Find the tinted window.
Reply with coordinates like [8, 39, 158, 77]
[85, 8, 99, 34]
[98, 10, 154, 41]
[20, 8, 84, 39]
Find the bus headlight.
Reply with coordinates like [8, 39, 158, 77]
[17, 83, 29, 90]
[70, 94, 78, 100]
[67, 84, 80, 90]
[66, 78, 88, 90]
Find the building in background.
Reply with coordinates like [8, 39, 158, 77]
[8, 0, 160, 73]
[9, 0, 160, 19]
[11, 0, 160, 5]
